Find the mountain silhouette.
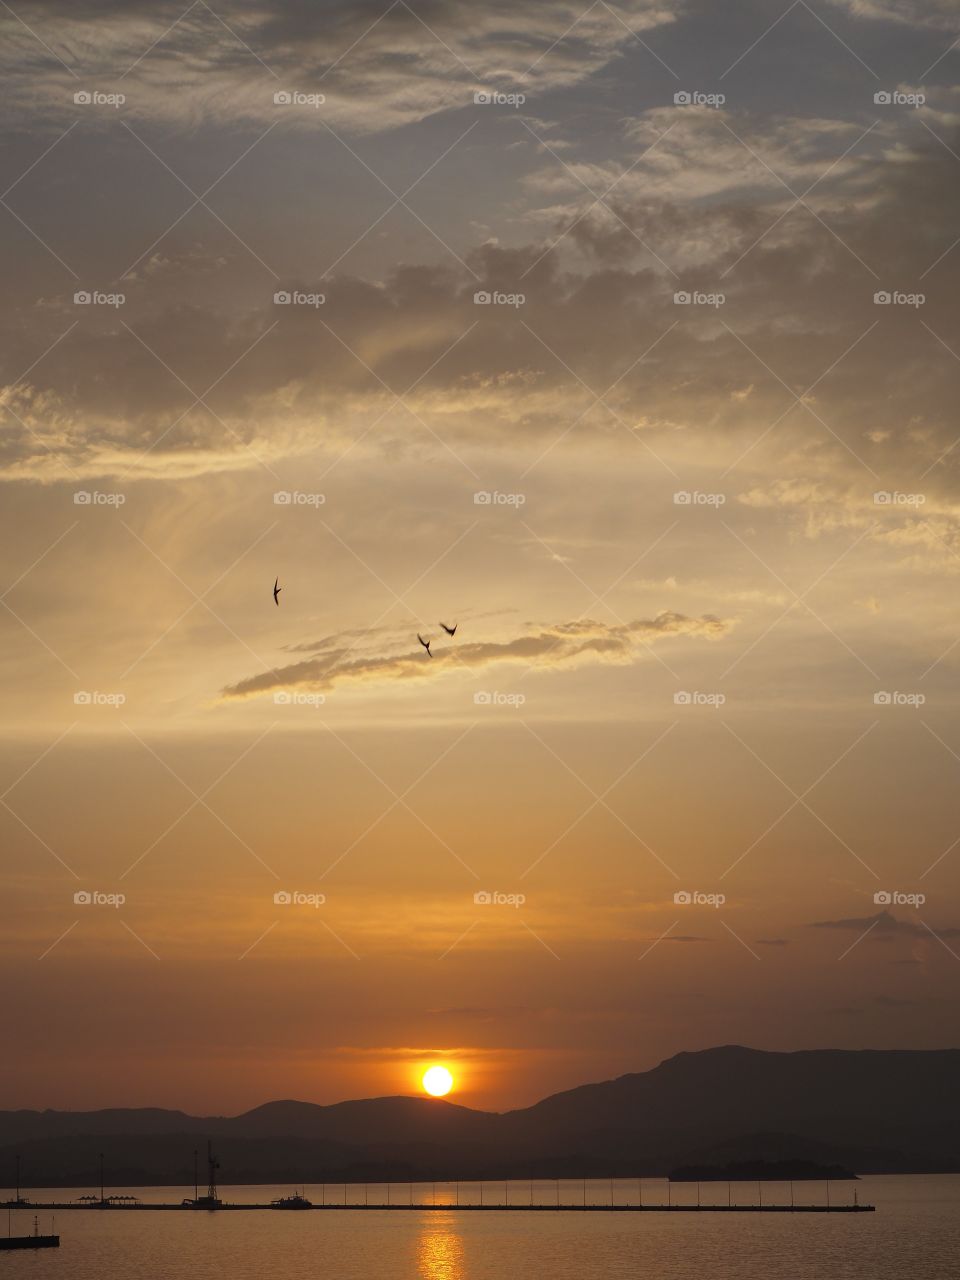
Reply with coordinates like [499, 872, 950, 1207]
[3, 1046, 958, 1187]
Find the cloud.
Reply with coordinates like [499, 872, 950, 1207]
[2, 103, 958, 494]
[828, 0, 960, 29]
[809, 909, 960, 938]
[2, 0, 677, 136]
[222, 610, 732, 698]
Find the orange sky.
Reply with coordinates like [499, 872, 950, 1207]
[1, 0, 959, 1114]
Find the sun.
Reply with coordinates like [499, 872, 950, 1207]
[422, 1065, 454, 1097]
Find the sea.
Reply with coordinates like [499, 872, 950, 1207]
[5, 1175, 959, 1278]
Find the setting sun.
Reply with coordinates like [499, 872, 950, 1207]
[422, 1065, 454, 1097]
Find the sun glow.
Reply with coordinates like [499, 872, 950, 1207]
[422, 1065, 454, 1097]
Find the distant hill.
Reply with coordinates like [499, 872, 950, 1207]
[669, 1159, 857, 1182]
[2, 1046, 959, 1188]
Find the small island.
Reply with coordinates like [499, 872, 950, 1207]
[669, 1159, 859, 1183]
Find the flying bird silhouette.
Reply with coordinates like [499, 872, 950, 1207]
[439, 622, 457, 636]
[273, 578, 281, 606]
[417, 633, 432, 657]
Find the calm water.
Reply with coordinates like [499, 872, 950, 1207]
[5, 1176, 959, 1278]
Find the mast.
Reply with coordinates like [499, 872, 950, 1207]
[206, 1141, 219, 1202]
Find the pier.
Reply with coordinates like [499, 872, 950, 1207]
[17, 1198, 875, 1214]
[6, 1148, 875, 1215]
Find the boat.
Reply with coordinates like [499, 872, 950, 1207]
[270, 1192, 313, 1209]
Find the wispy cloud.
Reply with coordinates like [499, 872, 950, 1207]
[223, 610, 732, 698]
[809, 909, 960, 938]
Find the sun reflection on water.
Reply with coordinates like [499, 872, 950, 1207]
[417, 1221, 465, 1280]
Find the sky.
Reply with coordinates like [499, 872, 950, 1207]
[1, 0, 959, 1115]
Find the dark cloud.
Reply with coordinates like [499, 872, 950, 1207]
[2, 110, 958, 492]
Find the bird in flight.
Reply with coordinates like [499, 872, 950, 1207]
[417, 633, 432, 657]
[439, 622, 457, 636]
[273, 578, 282, 606]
